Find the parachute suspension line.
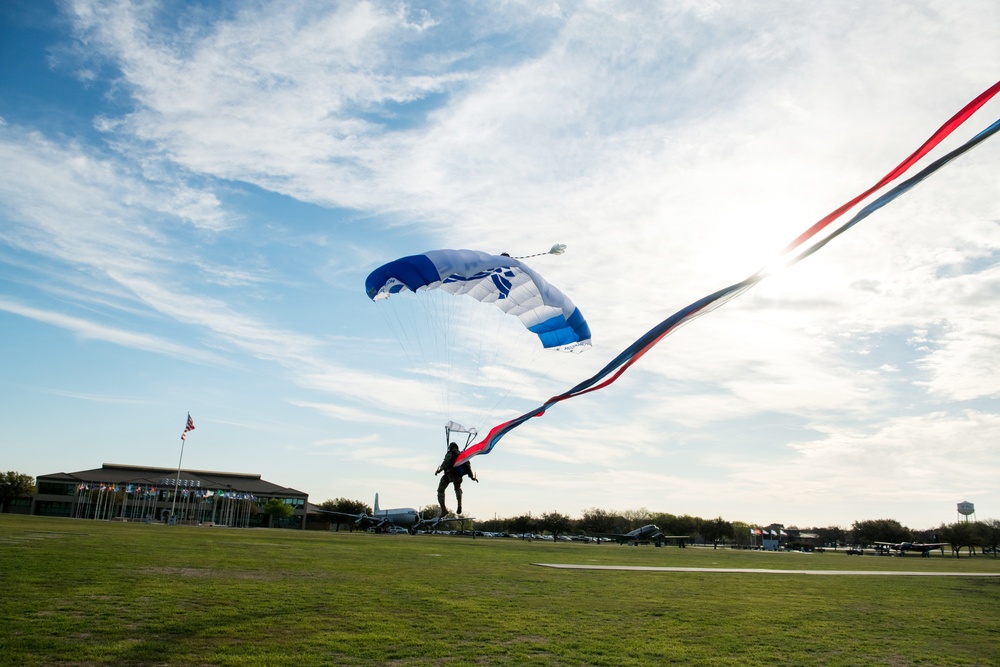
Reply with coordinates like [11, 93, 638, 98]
[461, 242, 579, 425]
[444, 421, 478, 458]
[376, 291, 451, 418]
[484, 245, 574, 421]
[451, 290, 534, 431]
[375, 299, 442, 413]
[471, 314, 537, 425]
[413, 289, 564, 435]
[409, 288, 529, 428]
[510, 243, 567, 260]
[416, 290, 460, 419]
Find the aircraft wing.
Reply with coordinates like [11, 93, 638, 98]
[416, 516, 475, 531]
[314, 509, 377, 528]
[316, 509, 364, 520]
[904, 542, 948, 551]
[589, 533, 658, 544]
[591, 532, 690, 545]
[874, 541, 947, 552]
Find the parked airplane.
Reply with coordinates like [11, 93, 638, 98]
[593, 524, 689, 547]
[415, 514, 473, 532]
[874, 541, 947, 557]
[319, 494, 470, 534]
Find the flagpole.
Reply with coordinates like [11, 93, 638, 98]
[171, 438, 185, 522]
[171, 413, 195, 523]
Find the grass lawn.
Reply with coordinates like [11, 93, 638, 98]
[2, 514, 999, 666]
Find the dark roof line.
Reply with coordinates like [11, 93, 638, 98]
[36, 463, 307, 497]
[101, 463, 262, 480]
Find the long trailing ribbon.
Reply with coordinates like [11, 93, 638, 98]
[455, 81, 1000, 468]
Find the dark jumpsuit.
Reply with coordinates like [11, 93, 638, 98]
[436, 447, 470, 515]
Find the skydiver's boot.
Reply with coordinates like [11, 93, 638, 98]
[455, 489, 463, 516]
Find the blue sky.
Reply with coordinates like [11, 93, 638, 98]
[2, 0, 998, 530]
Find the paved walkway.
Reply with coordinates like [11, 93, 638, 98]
[532, 563, 1000, 577]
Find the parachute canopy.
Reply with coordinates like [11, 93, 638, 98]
[365, 249, 591, 351]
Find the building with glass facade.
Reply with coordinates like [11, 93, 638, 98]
[32, 463, 309, 529]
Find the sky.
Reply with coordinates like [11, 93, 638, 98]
[1, 0, 998, 531]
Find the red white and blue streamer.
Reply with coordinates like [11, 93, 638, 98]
[455, 80, 1000, 468]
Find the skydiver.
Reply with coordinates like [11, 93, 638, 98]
[435, 442, 477, 516]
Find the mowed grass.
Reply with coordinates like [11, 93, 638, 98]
[2, 515, 999, 666]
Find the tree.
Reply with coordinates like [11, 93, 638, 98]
[419, 504, 446, 521]
[938, 521, 979, 558]
[578, 508, 621, 535]
[730, 521, 752, 547]
[650, 512, 679, 534]
[0, 471, 34, 513]
[477, 515, 504, 534]
[321, 498, 371, 515]
[263, 498, 294, 526]
[912, 526, 941, 543]
[851, 518, 910, 545]
[620, 508, 651, 531]
[316, 498, 372, 531]
[701, 516, 732, 548]
[507, 513, 536, 538]
[977, 519, 1000, 558]
[539, 511, 572, 540]
[811, 526, 847, 548]
[670, 514, 702, 539]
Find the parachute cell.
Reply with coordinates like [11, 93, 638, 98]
[365, 249, 591, 351]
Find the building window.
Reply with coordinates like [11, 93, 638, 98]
[37, 482, 76, 496]
[34, 501, 73, 517]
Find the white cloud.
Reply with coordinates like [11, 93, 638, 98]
[0, 297, 225, 365]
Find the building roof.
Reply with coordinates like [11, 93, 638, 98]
[37, 463, 307, 498]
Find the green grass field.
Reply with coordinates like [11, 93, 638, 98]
[2, 515, 999, 666]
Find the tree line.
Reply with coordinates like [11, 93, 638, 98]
[8, 472, 997, 557]
[320, 497, 1000, 556]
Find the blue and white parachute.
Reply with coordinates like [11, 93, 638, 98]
[365, 249, 591, 351]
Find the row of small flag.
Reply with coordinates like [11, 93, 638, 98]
[751, 528, 788, 537]
[76, 484, 255, 501]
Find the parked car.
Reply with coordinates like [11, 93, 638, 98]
[846, 547, 863, 555]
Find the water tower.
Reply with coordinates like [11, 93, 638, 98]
[957, 501, 975, 523]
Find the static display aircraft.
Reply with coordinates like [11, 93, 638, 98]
[593, 524, 689, 547]
[319, 494, 471, 534]
[874, 541, 947, 557]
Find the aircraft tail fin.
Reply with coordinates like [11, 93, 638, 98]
[374, 493, 380, 513]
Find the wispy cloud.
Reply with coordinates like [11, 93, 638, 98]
[33, 388, 155, 405]
[0, 297, 225, 365]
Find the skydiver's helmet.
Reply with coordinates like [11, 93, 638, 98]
[449, 442, 459, 451]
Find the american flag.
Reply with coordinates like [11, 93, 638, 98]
[181, 413, 196, 440]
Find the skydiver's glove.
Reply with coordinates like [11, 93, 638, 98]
[472, 473, 478, 482]
[435, 467, 442, 475]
